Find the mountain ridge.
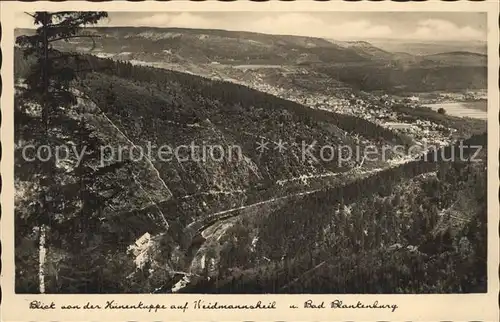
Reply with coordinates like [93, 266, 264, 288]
[29, 26, 486, 94]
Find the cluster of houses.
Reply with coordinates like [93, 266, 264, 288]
[196, 68, 457, 154]
[241, 80, 455, 150]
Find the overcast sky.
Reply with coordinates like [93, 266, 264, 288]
[15, 12, 487, 41]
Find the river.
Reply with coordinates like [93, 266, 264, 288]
[424, 101, 487, 120]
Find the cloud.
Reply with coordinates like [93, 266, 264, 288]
[116, 12, 394, 40]
[410, 19, 484, 40]
[245, 14, 394, 39]
[329, 20, 393, 39]
[126, 13, 215, 29]
[115, 13, 484, 41]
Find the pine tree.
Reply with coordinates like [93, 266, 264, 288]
[14, 11, 137, 293]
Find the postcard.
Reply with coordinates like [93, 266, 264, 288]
[1, 0, 498, 321]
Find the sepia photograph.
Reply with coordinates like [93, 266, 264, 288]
[2, 0, 499, 320]
[11, 10, 491, 296]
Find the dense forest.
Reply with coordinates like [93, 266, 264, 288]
[14, 47, 487, 294]
[182, 155, 487, 293]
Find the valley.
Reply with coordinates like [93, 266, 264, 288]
[14, 26, 488, 294]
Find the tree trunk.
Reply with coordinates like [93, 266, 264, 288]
[39, 12, 50, 294]
[39, 225, 46, 293]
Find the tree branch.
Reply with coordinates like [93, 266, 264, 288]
[48, 34, 101, 43]
[24, 12, 36, 19]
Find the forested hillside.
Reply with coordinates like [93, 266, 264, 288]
[182, 152, 487, 293]
[14, 47, 487, 294]
[14, 51, 397, 293]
